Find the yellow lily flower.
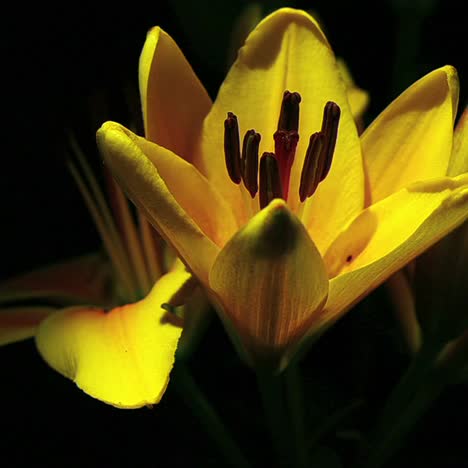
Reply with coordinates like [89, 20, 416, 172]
[98, 8, 468, 370]
[390, 106, 468, 363]
[0, 152, 195, 408]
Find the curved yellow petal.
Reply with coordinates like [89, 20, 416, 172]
[448, 106, 468, 177]
[320, 175, 468, 331]
[35, 268, 191, 409]
[0, 253, 113, 307]
[139, 27, 212, 162]
[361, 66, 459, 205]
[97, 122, 225, 284]
[199, 8, 363, 232]
[209, 199, 328, 365]
[0, 306, 56, 345]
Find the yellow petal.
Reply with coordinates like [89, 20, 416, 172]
[320, 175, 468, 331]
[98, 122, 229, 284]
[361, 66, 459, 205]
[200, 8, 363, 232]
[448, 106, 468, 177]
[0, 253, 113, 306]
[209, 199, 328, 364]
[0, 306, 56, 345]
[35, 268, 191, 409]
[139, 27, 212, 162]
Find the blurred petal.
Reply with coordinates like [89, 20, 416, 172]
[0, 253, 113, 306]
[35, 268, 191, 409]
[210, 199, 328, 364]
[139, 27, 211, 162]
[386, 271, 422, 353]
[200, 8, 363, 232]
[0, 306, 56, 345]
[414, 220, 468, 341]
[337, 58, 369, 121]
[448, 106, 468, 176]
[362, 66, 459, 204]
[226, 3, 262, 69]
[98, 122, 224, 284]
[320, 175, 468, 330]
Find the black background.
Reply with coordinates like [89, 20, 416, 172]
[1, 1, 467, 466]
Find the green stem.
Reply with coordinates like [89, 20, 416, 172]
[255, 369, 290, 467]
[364, 377, 445, 468]
[284, 363, 310, 468]
[172, 363, 251, 468]
[377, 340, 441, 431]
[363, 339, 445, 468]
[308, 399, 364, 448]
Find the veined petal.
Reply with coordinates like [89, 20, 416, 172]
[199, 8, 363, 231]
[139, 27, 212, 162]
[448, 106, 468, 177]
[35, 268, 191, 409]
[0, 253, 113, 307]
[209, 199, 328, 364]
[0, 306, 56, 345]
[361, 66, 459, 205]
[319, 175, 468, 331]
[98, 122, 232, 284]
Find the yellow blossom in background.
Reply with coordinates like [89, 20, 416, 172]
[0, 150, 198, 408]
[97, 8, 468, 370]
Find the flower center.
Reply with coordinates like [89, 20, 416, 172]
[224, 92, 341, 209]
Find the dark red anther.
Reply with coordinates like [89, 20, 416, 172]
[299, 132, 325, 202]
[318, 101, 340, 181]
[241, 130, 261, 198]
[224, 112, 242, 184]
[277, 91, 302, 132]
[259, 152, 283, 209]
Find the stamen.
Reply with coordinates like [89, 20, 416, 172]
[299, 132, 325, 202]
[318, 101, 341, 181]
[259, 152, 283, 209]
[241, 130, 261, 198]
[277, 91, 302, 132]
[224, 112, 242, 184]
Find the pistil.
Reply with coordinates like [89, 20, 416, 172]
[274, 91, 301, 200]
[274, 130, 299, 200]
